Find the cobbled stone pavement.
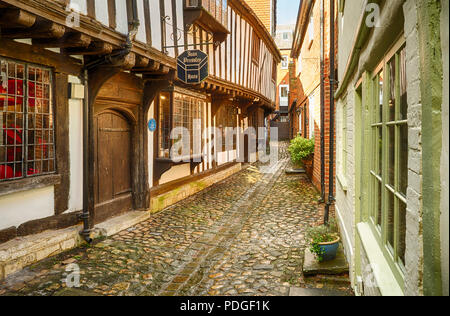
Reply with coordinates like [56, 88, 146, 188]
[0, 142, 353, 296]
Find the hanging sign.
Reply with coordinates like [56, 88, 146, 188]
[177, 50, 209, 84]
[148, 118, 157, 132]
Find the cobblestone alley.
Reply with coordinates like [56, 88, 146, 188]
[0, 143, 352, 296]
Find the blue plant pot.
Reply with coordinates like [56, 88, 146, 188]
[319, 237, 340, 262]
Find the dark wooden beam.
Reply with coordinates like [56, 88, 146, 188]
[33, 32, 91, 48]
[135, 55, 150, 68]
[111, 52, 136, 69]
[63, 41, 113, 55]
[0, 8, 36, 28]
[0, 39, 82, 75]
[1, 19, 65, 39]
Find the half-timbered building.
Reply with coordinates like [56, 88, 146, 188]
[0, 0, 280, 279]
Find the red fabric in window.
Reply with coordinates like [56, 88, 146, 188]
[0, 80, 38, 107]
[0, 165, 14, 179]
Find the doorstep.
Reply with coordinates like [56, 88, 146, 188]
[289, 287, 350, 296]
[302, 246, 349, 276]
[285, 168, 306, 174]
[0, 210, 150, 281]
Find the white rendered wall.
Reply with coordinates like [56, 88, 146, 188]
[0, 186, 54, 230]
[67, 97, 83, 213]
[115, 0, 129, 34]
[69, 0, 87, 15]
[94, 0, 109, 26]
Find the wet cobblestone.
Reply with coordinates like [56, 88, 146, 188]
[0, 142, 353, 296]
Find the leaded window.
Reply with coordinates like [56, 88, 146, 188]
[0, 58, 55, 182]
[158, 90, 205, 159]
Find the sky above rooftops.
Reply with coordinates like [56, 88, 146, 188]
[277, 0, 301, 26]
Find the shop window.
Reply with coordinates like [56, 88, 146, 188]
[0, 58, 55, 182]
[158, 90, 205, 159]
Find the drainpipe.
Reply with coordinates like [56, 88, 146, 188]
[324, 0, 336, 224]
[80, 69, 92, 243]
[79, 4, 140, 243]
[319, 0, 325, 203]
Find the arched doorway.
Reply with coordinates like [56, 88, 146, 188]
[94, 110, 133, 223]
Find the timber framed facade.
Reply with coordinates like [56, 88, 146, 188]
[0, 0, 280, 278]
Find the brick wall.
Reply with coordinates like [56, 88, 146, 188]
[244, 0, 274, 35]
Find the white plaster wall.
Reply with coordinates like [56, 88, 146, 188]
[150, 0, 162, 51]
[160, 164, 191, 185]
[335, 88, 356, 286]
[115, 0, 129, 35]
[164, 0, 175, 57]
[176, 0, 185, 55]
[337, 0, 365, 84]
[0, 186, 54, 230]
[136, 0, 147, 43]
[440, 0, 449, 297]
[70, 0, 87, 15]
[67, 98, 83, 213]
[94, 0, 109, 26]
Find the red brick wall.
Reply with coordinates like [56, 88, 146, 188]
[289, 0, 338, 198]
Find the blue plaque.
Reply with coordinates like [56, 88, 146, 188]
[177, 50, 209, 84]
[148, 118, 157, 132]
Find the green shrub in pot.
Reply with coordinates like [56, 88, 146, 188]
[288, 136, 315, 167]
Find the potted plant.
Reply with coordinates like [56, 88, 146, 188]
[288, 136, 315, 171]
[306, 219, 340, 262]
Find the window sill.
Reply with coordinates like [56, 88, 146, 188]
[0, 174, 61, 198]
[154, 155, 204, 183]
[337, 172, 348, 192]
[356, 222, 404, 296]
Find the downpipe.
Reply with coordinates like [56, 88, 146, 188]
[319, 0, 326, 204]
[80, 68, 92, 243]
[324, 0, 336, 225]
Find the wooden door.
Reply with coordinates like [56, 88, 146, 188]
[94, 110, 133, 223]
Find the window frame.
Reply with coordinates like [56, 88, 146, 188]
[251, 30, 260, 65]
[367, 37, 408, 286]
[156, 88, 206, 160]
[281, 55, 289, 70]
[0, 57, 56, 183]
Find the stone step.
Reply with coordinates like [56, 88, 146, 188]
[302, 247, 349, 276]
[289, 286, 351, 296]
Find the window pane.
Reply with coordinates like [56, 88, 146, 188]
[158, 92, 171, 158]
[388, 125, 395, 186]
[378, 126, 382, 176]
[378, 72, 383, 123]
[376, 179, 382, 227]
[399, 48, 407, 120]
[387, 191, 395, 251]
[399, 124, 408, 196]
[1, 60, 26, 181]
[388, 59, 396, 122]
[398, 201, 407, 266]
